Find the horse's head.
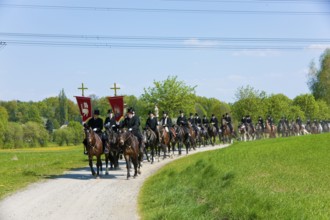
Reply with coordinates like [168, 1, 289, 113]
[118, 128, 129, 146]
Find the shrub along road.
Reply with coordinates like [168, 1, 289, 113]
[0, 144, 228, 220]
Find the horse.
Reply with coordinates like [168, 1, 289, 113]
[221, 119, 233, 144]
[174, 125, 190, 155]
[118, 129, 142, 179]
[255, 123, 264, 139]
[265, 121, 276, 138]
[84, 127, 103, 177]
[321, 121, 330, 133]
[187, 122, 197, 150]
[277, 122, 289, 137]
[104, 126, 120, 173]
[200, 124, 209, 146]
[143, 127, 159, 163]
[208, 123, 218, 145]
[238, 124, 247, 141]
[158, 125, 171, 159]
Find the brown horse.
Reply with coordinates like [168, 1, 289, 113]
[118, 129, 142, 179]
[265, 121, 276, 138]
[221, 119, 233, 144]
[158, 125, 171, 159]
[187, 122, 197, 150]
[84, 127, 103, 176]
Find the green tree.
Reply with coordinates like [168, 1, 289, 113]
[3, 122, 24, 149]
[234, 85, 267, 101]
[57, 89, 68, 125]
[264, 94, 292, 120]
[68, 121, 84, 145]
[293, 94, 319, 119]
[0, 106, 9, 146]
[316, 100, 330, 120]
[308, 49, 330, 104]
[23, 122, 49, 147]
[141, 75, 196, 117]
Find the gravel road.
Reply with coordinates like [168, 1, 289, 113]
[0, 144, 228, 220]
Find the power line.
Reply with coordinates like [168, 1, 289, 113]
[1, 32, 330, 43]
[2, 39, 328, 50]
[0, 4, 329, 15]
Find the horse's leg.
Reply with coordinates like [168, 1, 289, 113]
[133, 155, 139, 177]
[88, 156, 96, 176]
[105, 154, 109, 175]
[96, 156, 102, 176]
[124, 154, 131, 179]
[144, 146, 149, 162]
[151, 145, 154, 164]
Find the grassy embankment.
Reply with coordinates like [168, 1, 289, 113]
[139, 133, 330, 219]
[0, 144, 86, 199]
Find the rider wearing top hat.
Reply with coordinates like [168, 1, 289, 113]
[84, 109, 106, 154]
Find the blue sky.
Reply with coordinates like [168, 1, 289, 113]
[0, 0, 330, 103]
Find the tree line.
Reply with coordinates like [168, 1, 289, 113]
[0, 49, 329, 149]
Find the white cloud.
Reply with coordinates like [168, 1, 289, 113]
[307, 44, 330, 50]
[183, 38, 219, 48]
[232, 49, 281, 57]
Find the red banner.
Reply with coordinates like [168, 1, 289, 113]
[107, 96, 124, 122]
[75, 96, 92, 122]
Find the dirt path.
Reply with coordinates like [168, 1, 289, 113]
[0, 144, 228, 220]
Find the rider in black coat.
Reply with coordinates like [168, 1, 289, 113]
[121, 108, 143, 149]
[104, 109, 117, 131]
[210, 114, 219, 132]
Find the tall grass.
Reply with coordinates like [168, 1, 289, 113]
[0, 145, 87, 199]
[139, 133, 330, 219]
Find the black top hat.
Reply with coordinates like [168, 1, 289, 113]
[163, 111, 168, 115]
[127, 108, 134, 114]
[195, 113, 198, 116]
[148, 110, 154, 115]
[212, 114, 215, 117]
[94, 109, 100, 115]
[108, 109, 112, 114]
[179, 110, 183, 114]
[190, 113, 193, 116]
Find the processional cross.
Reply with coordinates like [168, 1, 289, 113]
[78, 83, 88, 96]
[110, 83, 120, 96]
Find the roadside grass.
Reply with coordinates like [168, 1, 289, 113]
[0, 144, 87, 199]
[139, 133, 330, 220]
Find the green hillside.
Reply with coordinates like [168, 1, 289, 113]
[139, 133, 330, 220]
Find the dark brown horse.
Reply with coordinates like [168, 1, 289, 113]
[174, 125, 190, 155]
[118, 129, 142, 179]
[104, 127, 120, 174]
[208, 123, 218, 146]
[84, 127, 103, 176]
[144, 127, 159, 164]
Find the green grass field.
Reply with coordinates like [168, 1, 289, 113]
[139, 133, 330, 220]
[0, 145, 87, 199]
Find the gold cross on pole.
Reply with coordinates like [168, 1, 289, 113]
[78, 83, 88, 96]
[110, 83, 120, 96]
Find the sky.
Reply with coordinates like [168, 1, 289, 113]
[0, 0, 330, 103]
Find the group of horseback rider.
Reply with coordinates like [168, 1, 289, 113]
[83, 108, 234, 154]
[240, 115, 316, 132]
